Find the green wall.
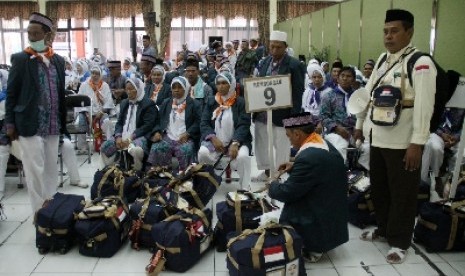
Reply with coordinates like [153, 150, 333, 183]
[274, 0, 465, 74]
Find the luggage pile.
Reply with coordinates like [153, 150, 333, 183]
[214, 189, 277, 252]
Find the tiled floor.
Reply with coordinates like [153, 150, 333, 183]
[0, 153, 464, 276]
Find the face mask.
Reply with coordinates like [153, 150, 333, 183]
[29, 39, 47, 52]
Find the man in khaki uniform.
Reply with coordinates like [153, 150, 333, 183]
[354, 9, 436, 264]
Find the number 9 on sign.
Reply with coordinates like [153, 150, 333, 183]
[264, 88, 276, 106]
[243, 75, 292, 113]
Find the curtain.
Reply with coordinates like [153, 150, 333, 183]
[159, 0, 268, 59]
[46, 0, 152, 20]
[47, 0, 153, 57]
[277, 1, 334, 22]
[0, 1, 38, 20]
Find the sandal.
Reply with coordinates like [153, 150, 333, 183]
[303, 252, 324, 263]
[360, 229, 387, 242]
[386, 247, 407, 264]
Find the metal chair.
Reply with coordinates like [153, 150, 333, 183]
[64, 94, 93, 164]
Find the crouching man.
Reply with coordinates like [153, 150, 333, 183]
[267, 112, 348, 263]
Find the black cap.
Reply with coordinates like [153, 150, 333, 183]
[332, 61, 343, 69]
[143, 35, 150, 40]
[185, 59, 199, 69]
[385, 9, 414, 25]
[107, 60, 121, 68]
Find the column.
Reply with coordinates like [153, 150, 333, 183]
[154, 0, 162, 52]
[269, 0, 278, 32]
[38, 0, 47, 14]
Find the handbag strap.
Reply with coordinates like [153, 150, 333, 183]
[371, 48, 416, 95]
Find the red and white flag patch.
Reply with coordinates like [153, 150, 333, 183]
[415, 64, 430, 72]
[263, 245, 285, 263]
[117, 206, 127, 222]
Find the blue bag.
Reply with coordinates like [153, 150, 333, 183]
[36, 192, 85, 254]
[91, 165, 142, 203]
[226, 223, 306, 276]
[146, 208, 213, 274]
[75, 196, 130, 257]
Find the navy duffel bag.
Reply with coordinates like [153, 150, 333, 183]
[169, 164, 221, 209]
[215, 190, 274, 252]
[36, 192, 85, 254]
[414, 200, 465, 252]
[226, 223, 306, 276]
[128, 186, 180, 250]
[75, 196, 130, 257]
[91, 165, 142, 203]
[145, 208, 213, 274]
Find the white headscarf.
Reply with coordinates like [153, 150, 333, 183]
[125, 77, 145, 103]
[77, 59, 89, 75]
[307, 64, 326, 84]
[171, 76, 190, 104]
[151, 65, 166, 84]
[215, 71, 236, 101]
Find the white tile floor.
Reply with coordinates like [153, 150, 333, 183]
[0, 153, 464, 276]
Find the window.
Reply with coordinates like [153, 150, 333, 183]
[0, 17, 26, 65]
[169, 15, 258, 60]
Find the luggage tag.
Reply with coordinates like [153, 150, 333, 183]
[81, 205, 106, 219]
[352, 177, 371, 193]
[146, 249, 166, 276]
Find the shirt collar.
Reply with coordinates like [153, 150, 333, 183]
[386, 43, 413, 63]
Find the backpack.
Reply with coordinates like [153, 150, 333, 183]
[377, 52, 459, 132]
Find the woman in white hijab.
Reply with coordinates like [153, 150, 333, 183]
[145, 65, 172, 106]
[100, 77, 158, 170]
[147, 76, 201, 171]
[198, 71, 252, 187]
[77, 65, 114, 153]
[302, 64, 331, 116]
[76, 59, 90, 83]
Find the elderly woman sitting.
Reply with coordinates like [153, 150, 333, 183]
[198, 71, 251, 187]
[147, 76, 201, 171]
[145, 65, 172, 106]
[100, 77, 158, 170]
[77, 65, 114, 153]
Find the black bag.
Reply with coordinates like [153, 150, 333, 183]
[454, 181, 465, 200]
[35, 192, 85, 254]
[91, 165, 142, 203]
[75, 196, 130, 257]
[128, 185, 181, 250]
[215, 190, 274, 252]
[377, 52, 460, 132]
[142, 166, 175, 191]
[414, 200, 465, 252]
[169, 164, 222, 209]
[347, 189, 376, 229]
[370, 85, 403, 126]
[146, 208, 213, 274]
[417, 180, 431, 214]
[226, 223, 305, 276]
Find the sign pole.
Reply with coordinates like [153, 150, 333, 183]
[267, 110, 275, 174]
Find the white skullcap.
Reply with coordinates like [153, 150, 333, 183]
[270, 31, 287, 43]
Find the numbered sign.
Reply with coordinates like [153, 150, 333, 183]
[243, 75, 292, 113]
